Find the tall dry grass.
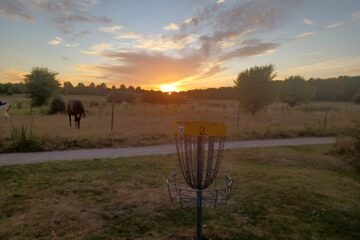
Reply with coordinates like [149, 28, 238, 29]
[1, 94, 359, 151]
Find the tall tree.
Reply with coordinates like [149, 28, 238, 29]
[280, 75, 315, 107]
[24, 67, 60, 106]
[120, 84, 126, 90]
[234, 65, 276, 115]
[63, 81, 74, 95]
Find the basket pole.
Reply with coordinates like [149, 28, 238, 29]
[196, 190, 202, 240]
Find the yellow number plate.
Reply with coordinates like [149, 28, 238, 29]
[175, 121, 227, 137]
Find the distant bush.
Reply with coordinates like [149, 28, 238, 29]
[142, 91, 186, 104]
[49, 96, 66, 114]
[280, 75, 315, 107]
[107, 91, 137, 103]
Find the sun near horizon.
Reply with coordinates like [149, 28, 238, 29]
[159, 83, 180, 93]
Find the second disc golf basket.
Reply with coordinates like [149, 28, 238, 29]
[167, 121, 233, 240]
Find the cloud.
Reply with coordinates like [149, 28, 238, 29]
[64, 43, 80, 47]
[220, 41, 280, 61]
[115, 32, 143, 40]
[304, 51, 322, 56]
[47, 37, 63, 45]
[101, 31, 198, 52]
[295, 31, 316, 38]
[136, 34, 198, 51]
[77, 0, 303, 88]
[303, 18, 313, 25]
[99, 25, 123, 33]
[51, 14, 111, 34]
[0, 68, 27, 83]
[351, 10, 360, 21]
[179, 0, 300, 33]
[47, 36, 79, 47]
[78, 38, 279, 87]
[79, 0, 304, 88]
[163, 23, 179, 31]
[183, 17, 199, 26]
[30, 0, 112, 33]
[82, 42, 114, 55]
[173, 0, 300, 59]
[77, 51, 205, 86]
[326, 21, 345, 29]
[279, 56, 360, 79]
[0, 0, 33, 20]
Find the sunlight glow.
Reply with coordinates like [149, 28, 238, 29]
[160, 84, 179, 93]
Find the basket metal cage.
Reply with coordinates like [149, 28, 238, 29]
[167, 173, 233, 209]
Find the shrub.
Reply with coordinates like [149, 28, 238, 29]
[280, 75, 315, 107]
[334, 121, 360, 170]
[334, 136, 357, 155]
[49, 96, 66, 114]
[6, 124, 42, 152]
[353, 89, 360, 104]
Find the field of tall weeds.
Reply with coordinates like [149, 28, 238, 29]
[1, 94, 360, 152]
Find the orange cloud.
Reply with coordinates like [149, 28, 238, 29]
[77, 52, 205, 85]
[0, 69, 27, 83]
[278, 56, 360, 79]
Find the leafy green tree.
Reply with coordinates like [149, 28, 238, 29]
[280, 75, 316, 107]
[63, 81, 74, 94]
[76, 82, 86, 94]
[24, 67, 60, 106]
[135, 86, 142, 92]
[234, 65, 276, 115]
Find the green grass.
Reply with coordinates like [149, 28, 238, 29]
[0, 145, 360, 239]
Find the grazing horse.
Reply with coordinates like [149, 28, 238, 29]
[0, 100, 10, 119]
[67, 100, 85, 129]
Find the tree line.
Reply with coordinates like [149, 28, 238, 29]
[1, 66, 360, 109]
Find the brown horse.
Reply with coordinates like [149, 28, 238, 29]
[67, 100, 85, 129]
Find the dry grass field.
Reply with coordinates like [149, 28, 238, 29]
[0, 145, 359, 239]
[0, 94, 360, 152]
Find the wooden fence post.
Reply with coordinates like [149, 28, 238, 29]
[237, 102, 240, 135]
[111, 100, 115, 132]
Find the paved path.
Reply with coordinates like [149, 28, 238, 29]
[0, 137, 335, 166]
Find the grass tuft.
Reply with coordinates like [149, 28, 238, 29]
[5, 124, 43, 152]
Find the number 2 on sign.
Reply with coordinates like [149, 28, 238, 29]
[199, 126, 206, 135]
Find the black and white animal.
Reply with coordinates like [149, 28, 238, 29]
[66, 100, 85, 129]
[0, 101, 10, 119]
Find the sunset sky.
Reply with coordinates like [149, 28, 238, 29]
[0, 0, 359, 91]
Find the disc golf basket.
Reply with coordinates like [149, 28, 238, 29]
[167, 121, 233, 240]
